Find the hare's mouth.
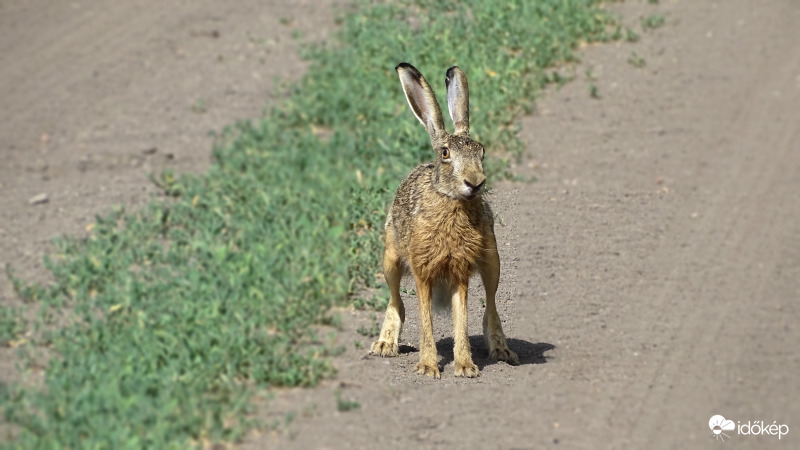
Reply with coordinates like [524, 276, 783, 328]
[459, 189, 482, 201]
[460, 180, 485, 199]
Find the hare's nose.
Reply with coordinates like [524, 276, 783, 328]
[464, 177, 485, 195]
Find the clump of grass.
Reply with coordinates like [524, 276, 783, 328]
[2, 0, 625, 447]
[0, 305, 26, 345]
[641, 13, 666, 31]
[588, 83, 600, 99]
[545, 70, 572, 87]
[628, 51, 646, 68]
[624, 27, 640, 42]
[191, 97, 208, 113]
[335, 390, 360, 412]
[356, 315, 380, 338]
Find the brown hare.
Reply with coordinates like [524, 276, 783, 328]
[369, 63, 519, 378]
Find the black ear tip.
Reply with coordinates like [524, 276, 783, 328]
[397, 63, 424, 83]
[445, 66, 461, 87]
[446, 66, 460, 78]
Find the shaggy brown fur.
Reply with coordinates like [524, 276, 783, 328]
[370, 63, 519, 378]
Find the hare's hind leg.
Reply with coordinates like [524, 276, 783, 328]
[371, 229, 405, 357]
[480, 235, 520, 365]
[452, 282, 480, 377]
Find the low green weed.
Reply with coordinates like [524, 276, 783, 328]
[356, 315, 380, 338]
[335, 390, 360, 412]
[641, 13, 666, 30]
[628, 51, 647, 68]
[0, 305, 25, 346]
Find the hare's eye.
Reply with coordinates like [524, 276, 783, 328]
[441, 147, 450, 159]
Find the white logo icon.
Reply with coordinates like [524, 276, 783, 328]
[709, 415, 736, 442]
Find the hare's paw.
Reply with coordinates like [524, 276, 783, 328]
[454, 360, 480, 378]
[370, 340, 399, 357]
[415, 361, 441, 379]
[490, 347, 520, 366]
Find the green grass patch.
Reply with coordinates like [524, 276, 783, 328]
[2, 0, 624, 446]
[641, 13, 666, 31]
[628, 51, 647, 68]
[335, 390, 360, 412]
[356, 314, 380, 338]
[0, 305, 26, 346]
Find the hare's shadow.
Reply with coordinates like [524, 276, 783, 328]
[400, 337, 554, 368]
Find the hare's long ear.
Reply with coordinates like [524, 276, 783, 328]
[396, 63, 446, 140]
[445, 66, 469, 136]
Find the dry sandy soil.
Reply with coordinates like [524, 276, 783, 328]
[1, 1, 799, 449]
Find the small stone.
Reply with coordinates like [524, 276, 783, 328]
[28, 193, 49, 205]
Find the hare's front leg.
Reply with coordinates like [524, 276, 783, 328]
[371, 231, 405, 357]
[480, 234, 520, 365]
[452, 283, 480, 377]
[413, 275, 440, 379]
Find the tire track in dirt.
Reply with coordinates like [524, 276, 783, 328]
[536, 2, 799, 447]
[605, 3, 800, 447]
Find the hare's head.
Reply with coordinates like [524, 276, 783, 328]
[397, 63, 486, 200]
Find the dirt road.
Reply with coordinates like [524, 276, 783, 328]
[2, 1, 798, 449]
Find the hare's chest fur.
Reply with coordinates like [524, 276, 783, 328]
[387, 166, 490, 284]
[410, 199, 485, 283]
